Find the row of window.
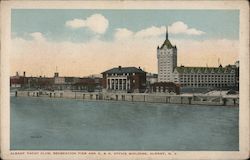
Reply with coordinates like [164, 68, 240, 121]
[158, 78, 171, 81]
[176, 70, 235, 74]
[179, 74, 235, 78]
[180, 77, 235, 80]
[158, 53, 172, 56]
[107, 73, 136, 76]
[108, 85, 129, 90]
[159, 60, 172, 62]
[159, 67, 173, 69]
[159, 66, 171, 68]
[159, 62, 171, 65]
[182, 83, 235, 87]
[159, 79, 235, 84]
[108, 79, 127, 82]
[108, 79, 136, 83]
[159, 72, 171, 74]
[180, 80, 235, 83]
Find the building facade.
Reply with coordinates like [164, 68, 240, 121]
[173, 66, 236, 88]
[102, 66, 146, 93]
[10, 72, 102, 91]
[157, 27, 177, 82]
[73, 77, 102, 92]
[10, 72, 27, 88]
[157, 27, 238, 89]
[150, 82, 180, 94]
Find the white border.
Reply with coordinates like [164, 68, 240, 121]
[1, 1, 249, 160]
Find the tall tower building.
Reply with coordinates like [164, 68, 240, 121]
[157, 26, 177, 82]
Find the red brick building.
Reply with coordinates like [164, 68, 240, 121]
[73, 77, 102, 92]
[150, 82, 180, 94]
[102, 66, 146, 93]
[10, 72, 28, 88]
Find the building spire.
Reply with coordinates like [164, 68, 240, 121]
[166, 26, 168, 40]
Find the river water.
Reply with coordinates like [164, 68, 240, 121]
[10, 96, 239, 151]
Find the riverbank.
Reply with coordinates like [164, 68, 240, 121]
[14, 90, 239, 106]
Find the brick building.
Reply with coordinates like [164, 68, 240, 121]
[150, 82, 180, 94]
[10, 72, 26, 88]
[10, 72, 102, 91]
[73, 77, 102, 92]
[102, 66, 146, 93]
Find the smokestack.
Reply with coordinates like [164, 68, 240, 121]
[16, 72, 19, 76]
[54, 72, 59, 77]
[23, 71, 26, 77]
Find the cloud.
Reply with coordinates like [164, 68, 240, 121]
[135, 26, 165, 38]
[11, 32, 238, 77]
[30, 32, 46, 41]
[169, 21, 205, 35]
[114, 21, 205, 40]
[114, 28, 134, 40]
[65, 19, 85, 28]
[65, 14, 109, 34]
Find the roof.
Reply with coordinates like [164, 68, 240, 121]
[102, 66, 146, 74]
[158, 26, 175, 49]
[174, 66, 236, 74]
[160, 39, 174, 49]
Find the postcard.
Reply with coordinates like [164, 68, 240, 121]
[0, 0, 249, 160]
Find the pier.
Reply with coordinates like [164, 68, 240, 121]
[14, 90, 239, 106]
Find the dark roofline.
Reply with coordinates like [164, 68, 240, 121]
[102, 66, 146, 74]
[176, 66, 234, 69]
[174, 66, 236, 74]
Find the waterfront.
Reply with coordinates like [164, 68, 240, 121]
[15, 90, 239, 106]
[11, 96, 239, 151]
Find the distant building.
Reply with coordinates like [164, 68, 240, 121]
[53, 73, 102, 91]
[73, 77, 102, 92]
[157, 27, 177, 82]
[157, 26, 238, 89]
[10, 72, 27, 88]
[146, 73, 158, 85]
[234, 61, 239, 89]
[146, 73, 158, 92]
[150, 82, 180, 94]
[102, 66, 146, 93]
[173, 66, 236, 88]
[10, 72, 102, 91]
[29, 76, 54, 90]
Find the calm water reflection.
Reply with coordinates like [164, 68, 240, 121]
[10, 96, 239, 150]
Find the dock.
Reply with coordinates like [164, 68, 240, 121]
[14, 90, 239, 106]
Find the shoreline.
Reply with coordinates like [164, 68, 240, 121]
[11, 96, 239, 108]
[13, 90, 239, 107]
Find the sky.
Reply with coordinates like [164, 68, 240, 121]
[11, 9, 239, 77]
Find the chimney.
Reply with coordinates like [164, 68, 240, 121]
[118, 66, 122, 70]
[54, 72, 59, 77]
[16, 72, 19, 76]
[23, 71, 26, 77]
